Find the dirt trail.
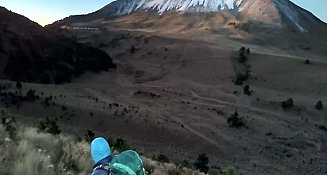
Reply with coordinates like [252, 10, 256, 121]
[134, 43, 190, 84]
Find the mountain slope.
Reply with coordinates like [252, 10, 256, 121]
[49, 0, 327, 58]
[51, 0, 327, 33]
[0, 7, 116, 84]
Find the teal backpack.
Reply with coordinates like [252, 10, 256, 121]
[110, 150, 145, 175]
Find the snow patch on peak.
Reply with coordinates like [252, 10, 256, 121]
[142, 0, 243, 13]
[113, 0, 244, 15]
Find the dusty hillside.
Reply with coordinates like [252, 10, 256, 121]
[1, 27, 326, 174]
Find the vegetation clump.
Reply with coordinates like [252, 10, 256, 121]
[315, 100, 323, 110]
[113, 138, 130, 152]
[85, 129, 95, 143]
[243, 85, 252, 96]
[238, 47, 248, 63]
[26, 89, 38, 101]
[130, 45, 136, 54]
[194, 153, 209, 174]
[3, 37, 116, 84]
[281, 98, 294, 109]
[318, 125, 327, 132]
[0, 87, 39, 108]
[37, 118, 61, 135]
[227, 112, 245, 128]
[304, 59, 311, 65]
[233, 47, 252, 86]
[134, 90, 161, 98]
[153, 154, 170, 163]
[1, 110, 17, 139]
[234, 73, 250, 85]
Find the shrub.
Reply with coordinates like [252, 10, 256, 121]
[315, 100, 323, 110]
[318, 125, 327, 132]
[243, 85, 252, 96]
[238, 47, 246, 56]
[281, 98, 294, 109]
[113, 138, 130, 152]
[84, 130, 95, 143]
[130, 45, 136, 54]
[16, 81, 22, 90]
[238, 47, 250, 63]
[61, 106, 67, 111]
[1, 111, 17, 139]
[246, 48, 251, 55]
[154, 154, 170, 163]
[234, 73, 249, 85]
[37, 118, 61, 135]
[178, 160, 192, 168]
[194, 153, 209, 174]
[304, 59, 311, 65]
[26, 89, 39, 101]
[238, 54, 247, 64]
[227, 112, 245, 128]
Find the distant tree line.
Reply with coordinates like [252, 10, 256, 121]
[3, 35, 116, 84]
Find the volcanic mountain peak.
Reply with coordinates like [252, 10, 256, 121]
[51, 0, 327, 34]
[104, 0, 311, 31]
[112, 0, 244, 15]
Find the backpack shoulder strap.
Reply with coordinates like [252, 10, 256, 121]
[93, 163, 111, 173]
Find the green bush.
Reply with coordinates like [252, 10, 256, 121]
[178, 160, 192, 168]
[37, 118, 61, 135]
[234, 73, 249, 85]
[1, 111, 17, 139]
[84, 129, 95, 143]
[194, 153, 209, 174]
[238, 47, 250, 63]
[243, 85, 252, 96]
[304, 59, 311, 65]
[318, 125, 327, 132]
[227, 112, 245, 128]
[113, 138, 130, 152]
[130, 45, 136, 54]
[26, 89, 39, 101]
[281, 98, 294, 109]
[16, 81, 22, 90]
[154, 154, 170, 163]
[315, 100, 323, 110]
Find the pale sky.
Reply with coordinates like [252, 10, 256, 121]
[0, 0, 326, 26]
[0, 0, 114, 26]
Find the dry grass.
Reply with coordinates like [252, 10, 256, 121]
[0, 124, 92, 175]
[0, 123, 205, 175]
[143, 158, 205, 175]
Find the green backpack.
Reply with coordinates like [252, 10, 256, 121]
[110, 150, 145, 175]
